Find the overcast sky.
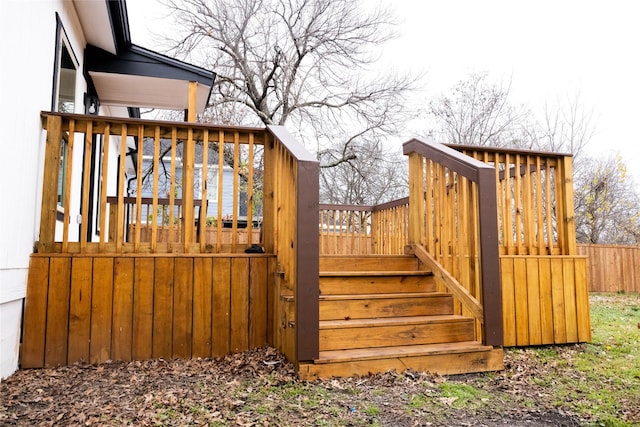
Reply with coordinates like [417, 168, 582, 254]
[128, 0, 640, 178]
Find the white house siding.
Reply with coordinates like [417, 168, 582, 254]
[0, 1, 88, 379]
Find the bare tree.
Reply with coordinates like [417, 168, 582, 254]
[162, 0, 418, 169]
[319, 139, 406, 205]
[428, 72, 533, 148]
[536, 92, 596, 164]
[574, 155, 640, 244]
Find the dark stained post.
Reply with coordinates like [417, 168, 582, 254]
[477, 168, 504, 346]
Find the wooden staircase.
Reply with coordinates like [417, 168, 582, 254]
[298, 255, 503, 379]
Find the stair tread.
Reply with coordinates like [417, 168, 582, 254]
[314, 341, 493, 363]
[320, 270, 432, 277]
[320, 314, 471, 329]
[319, 292, 448, 300]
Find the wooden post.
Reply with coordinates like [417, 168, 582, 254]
[561, 156, 577, 255]
[182, 81, 198, 250]
[261, 132, 275, 253]
[80, 121, 93, 253]
[38, 114, 63, 252]
[408, 152, 424, 246]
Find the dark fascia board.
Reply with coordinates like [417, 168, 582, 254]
[85, 44, 216, 87]
[106, 0, 131, 53]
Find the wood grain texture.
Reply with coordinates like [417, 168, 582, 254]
[152, 258, 174, 359]
[90, 258, 113, 364]
[133, 257, 154, 360]
[21, 257, 50, 368]
[112, 258, 134, 361]
[173, 258, 193, 358]
[67, 257, 93, 363]
[45, 257, 71, 366]
[192, 257, 213, 358]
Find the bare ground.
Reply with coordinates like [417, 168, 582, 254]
[0, 346, 597, 426]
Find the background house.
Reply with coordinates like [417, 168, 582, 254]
[0, 0, 214, 379]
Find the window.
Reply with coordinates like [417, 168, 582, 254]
[52, 16, 78, 209]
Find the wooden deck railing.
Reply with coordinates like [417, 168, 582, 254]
[452, 145, 577, 256]
[262, 125, 319, 364]
[403, 139, 503, 347]
[38, 112, 266, 254]
[318, 198, 409, 255]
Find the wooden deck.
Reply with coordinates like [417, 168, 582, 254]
[22, 113, 589, 378]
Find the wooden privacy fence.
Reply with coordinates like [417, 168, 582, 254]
[578, 244, 640, 293]
[21, 254, 275, 368]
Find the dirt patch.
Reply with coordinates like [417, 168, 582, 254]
[0, 347, 591, 426]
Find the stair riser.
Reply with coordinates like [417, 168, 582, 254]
[320, 320, 475, 351]
[320, 256, 420, 271]
[299, 349, 504, 379]
[320, 275, 435, 295]
[319, 296, 454, 320]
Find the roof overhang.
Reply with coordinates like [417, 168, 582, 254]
[86, 44, 215, 112]
[76, 0, 215, 114]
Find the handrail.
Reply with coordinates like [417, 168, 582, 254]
[264, 125, 319, 363]
[403, 138, 503, 347]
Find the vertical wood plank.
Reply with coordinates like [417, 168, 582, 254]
[232, 132, 240, 250]
[247, 133, 255, 244]
[538, 257, 555, 344]
[98, 124, 110, 250]
[67, 257, 93, 364]
[61, 120, 75, 252]
[200, 130, 209, 251]
[249, 257, 268, 348]
[153, 257, 174, 358]
[183, 125, 195, 250]
[513, 257, 529, 346]
[231, 258, 249, 352]
[212, 257, 231, 357]
[500, 257, 516, 346]
[89, 257, 113, 363]
[151, 126, 161, 252]
[561, 157, 577, 255]
[168, 127, 178, 244]
[525, 258, 542, 345]
[266, 257, 276, 345]
[21, 257, 50, 368]
[116, 124, 127, 252]
[132, 257, 154, 360]
[173, 257, 194, 358]
[112, 257, 134, 361]
[408, 152, 425, 245]
[80, 122, 93, 252]
[39, 115, 62, 249]
[192, 257, 213, 357]
[550, 258, 567, 343]
[134, 124, 144, 251]
[574, 257, 592, 342]
[216, 131, 225, 252]
[563, 258, 579, 343]
[45, 257, 71, 366]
